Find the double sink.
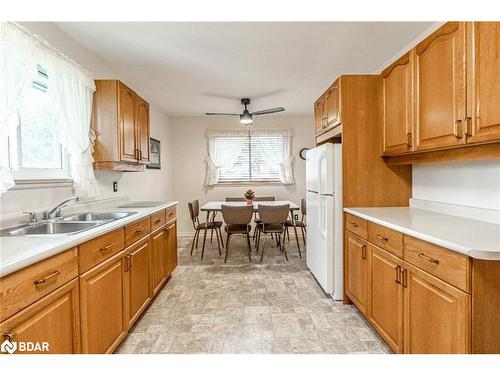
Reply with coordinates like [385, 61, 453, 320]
[2, 211, 137, 236]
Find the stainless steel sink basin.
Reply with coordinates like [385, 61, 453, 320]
[60, 211, 136, 222]
[7, 221, 104, 236]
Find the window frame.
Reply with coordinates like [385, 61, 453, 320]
[5, 61, 73, 185]
[216, 132, 284, 184]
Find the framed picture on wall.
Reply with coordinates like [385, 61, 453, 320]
[147, 138, 161, 169]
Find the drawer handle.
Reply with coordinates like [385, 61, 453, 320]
[418, 253, 440, 264]
[100, 243, 114, 253]
[155, 218, 163, 224]
[3, 332, 14, 342]
[376, 234, 388, 242]
[350, 222, 359, 228]
[135, 227, 145, 233]
[34, 271, 60, 286]
[168, 212, 174, 217]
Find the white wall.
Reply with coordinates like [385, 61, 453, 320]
[0, 23, 175, 217]
[170, 115, 315, 235]
[412, 158, 500, 211]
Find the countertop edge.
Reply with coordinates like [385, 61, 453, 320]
[343, 207, 500, 261]
[0, 201, 178, 277]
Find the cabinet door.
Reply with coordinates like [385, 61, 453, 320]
[0, 279, 80, 354]
[125, 240, 151, 328]
[314, 97, 325, 135]
[165, 223, 178, 278]
[80, 253, 126, 354]
[135, 98, 150, 163]
[345, 231, 369, 316]
[414, 22, 467, 151]
[403, 262, 471, 354]
[325, 79, 341, 128]
[382, 52, 414, 155]
[368, 244, 404, 353]
[119, 82, 138, 163]
[150, 229, 167, 295]
[466, 22, 500, 144]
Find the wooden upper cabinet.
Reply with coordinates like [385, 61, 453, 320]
[382, 52, 414, 155]
[135, 97, 150, 163]
[466, 22, 500, 144]
[403, 262, 470, 354]
[92, 80, 150, 171]
[119, 83, 138, 163]
[345, 231, 369, 315]
[414, 22, 467, 152]
[368, 245, 404, 353]
[314, 96, 325, 135]
[325, 78, 341, 128]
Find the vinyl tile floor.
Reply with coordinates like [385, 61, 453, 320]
[115, 233, 391, 354]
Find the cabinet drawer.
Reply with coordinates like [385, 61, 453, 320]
[125, 217, 151, 246]
[404, 236, 471, 292]
[151, 209, 166, 231]
[345, 213, 368, 239]
[368, 222, 403, 258]
[165, 206, 176, 223]
[79, 228, 125, 273]
[0, 248, 78, 322]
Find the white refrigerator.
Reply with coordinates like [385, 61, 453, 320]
[305, 143, 343, 300]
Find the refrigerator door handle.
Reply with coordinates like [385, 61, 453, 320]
[319, 195, 327, 239]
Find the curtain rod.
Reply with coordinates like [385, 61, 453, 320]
[7, 22, 95, 78]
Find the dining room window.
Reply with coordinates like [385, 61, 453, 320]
[204, 129, 295, 186]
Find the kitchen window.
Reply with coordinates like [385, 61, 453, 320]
[204, 129, 295, 185]
[6, 64, 71, 181]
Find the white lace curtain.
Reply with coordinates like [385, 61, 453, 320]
[0, 22, 98, 197]
[204, 128, 295, 186]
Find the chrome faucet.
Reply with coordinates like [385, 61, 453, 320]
[42, 197, 80, 220]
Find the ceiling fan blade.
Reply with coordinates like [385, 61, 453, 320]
[205, 112, 240, 116]
[251, 107, 285, 116]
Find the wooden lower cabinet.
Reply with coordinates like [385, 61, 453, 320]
[150, 228, 167, 295]
[165, 223, 177, 278]
[368, 244, 404, 353]
[0, 279, 80, 354]
[403, 262, 471, 354]
[345, 231, 369, 315]
[79, 252, 127, 354]
[125, 239, 151, 328]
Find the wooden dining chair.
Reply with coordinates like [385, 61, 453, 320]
[188, 200, 223, 260]
[256, 204, 290, 262]
[221, 205, 254, 263]
[225, 197, 246, 202]
[284, 198, 306, 258]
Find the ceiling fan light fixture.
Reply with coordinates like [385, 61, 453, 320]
[240, 110, 253, 125]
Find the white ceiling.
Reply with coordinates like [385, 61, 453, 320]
[55, 22, 437, 116]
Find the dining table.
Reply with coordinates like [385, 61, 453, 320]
[200, 200, 302, 253]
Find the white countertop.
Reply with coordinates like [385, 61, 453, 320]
[344, 207, 500, 260]
[0, 201, 178, 277]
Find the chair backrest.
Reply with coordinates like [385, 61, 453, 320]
[225, 197, 246, 202]
[187, 200, 200, 224]
[258, 204, 290, 225]
[253, 196, 276, 202]
[221, 205, 254, 225]
[301, 198, 306, 216]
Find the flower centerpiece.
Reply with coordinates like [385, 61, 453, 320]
[244, 189, 255, 206]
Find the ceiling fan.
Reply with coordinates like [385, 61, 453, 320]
[205, 98, 285, 125]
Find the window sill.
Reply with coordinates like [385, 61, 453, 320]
[11, 178, 74, 191]
[216, 180, 283, 186]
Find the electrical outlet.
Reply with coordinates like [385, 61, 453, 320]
[113, 181, 118, 192]
[294, 214, 299, 221]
